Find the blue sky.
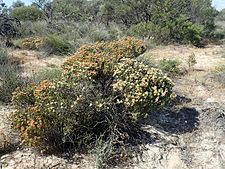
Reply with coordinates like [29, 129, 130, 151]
[5, 0, 32, 7]
[213, 0, 225, 10]
[4, 0, 225, 11]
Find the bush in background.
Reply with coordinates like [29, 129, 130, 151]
[128, 16, 204, 46]
[44, 35, 73, 55]
[0, 47, 8, 63]
[17, 21, 48, 38]
[10, 6, 44, 22]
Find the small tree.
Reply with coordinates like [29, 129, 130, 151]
[32, 0, 54, 24]
[10, 6, 44, 21]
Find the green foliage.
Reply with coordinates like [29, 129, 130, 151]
[17, 21, 48, 38]
[8, 0, 217, 45]
[0, 48, 23, 102]
[158, 59, 181, 77]
[100, 0, 216, 45]
[128, 22, 156, 39]
[187, 53, 197, 68]
[88, 26, 114, 42]
[182, 23, 204, 46]
[217, 8, 225, 21]
[0, 47, 7, 63]
[44, 35, 73, 55]
[10, 6, 44, 21]
[213, 28, 225, 40]
[190, 0, 218, 38]
[11, 39, 175, 166]
[34, 67, 63, 83]
[52, 0, 89, 21]
[129, 15, 204, 46]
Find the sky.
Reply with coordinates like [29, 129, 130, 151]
[3, 0, 225, 11]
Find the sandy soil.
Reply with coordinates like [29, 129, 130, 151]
[124, 45, 225, 169]
[7, 49, 67, 77]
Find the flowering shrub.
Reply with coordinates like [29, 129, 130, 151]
[62, 37, 146, 78]
[113, 59, 175, 120]
[20, 35, 73, 55]
[21, 37, 46, 50]
[12, 84, 36, 108]
[11, 38, 175, 166]
[11, 78, 128, 152]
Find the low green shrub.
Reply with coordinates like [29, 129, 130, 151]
[187, 53, 197, 68]
[158, 59, 181, 77]
[128, 22, 157, 39]
[182, 23, 204, 47]
[88, 26, 115, 42]
[212, 28, 225, 40]
[44, 35, 73, 55]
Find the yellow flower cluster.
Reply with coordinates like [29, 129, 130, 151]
[21, 37, 46, 50]
[113, 58, 175, 120]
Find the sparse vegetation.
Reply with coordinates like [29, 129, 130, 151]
[0, 0, 225, 168]
[187, 53, 197, 68]
[215, 64, 225, 72]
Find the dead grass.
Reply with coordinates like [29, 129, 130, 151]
[7, 49, 67, 78]
[144, 45, 225, 71]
